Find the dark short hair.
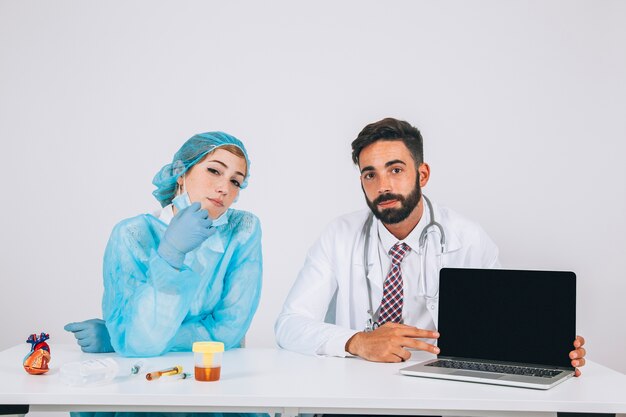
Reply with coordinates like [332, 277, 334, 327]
[351, 118, 424, 166]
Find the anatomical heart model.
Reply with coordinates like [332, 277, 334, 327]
[23, 332, 51, 375]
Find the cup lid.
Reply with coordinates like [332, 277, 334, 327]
[193, 341, 224, 353]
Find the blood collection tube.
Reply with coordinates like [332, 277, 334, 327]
[145, 365, 183, 381]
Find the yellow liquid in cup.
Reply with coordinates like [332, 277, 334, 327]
[194, 366, 221, 381]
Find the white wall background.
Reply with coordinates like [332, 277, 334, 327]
[1, 0, 625, 378]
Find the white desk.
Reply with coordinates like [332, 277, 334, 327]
[1, 344, 625, 417]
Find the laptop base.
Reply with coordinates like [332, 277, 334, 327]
[401, 359, 575, 390]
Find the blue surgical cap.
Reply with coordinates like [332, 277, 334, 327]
[152, 131, 251, 207]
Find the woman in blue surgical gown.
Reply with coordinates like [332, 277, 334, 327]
[66, 131, 265, 417]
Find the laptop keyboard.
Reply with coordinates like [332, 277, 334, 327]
[425, 359, 562, 378]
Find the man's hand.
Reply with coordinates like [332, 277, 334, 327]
[570, 335, 586, 377]
[345, 322, 439, 362]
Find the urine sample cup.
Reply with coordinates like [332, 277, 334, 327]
[192, 341, 224, 382]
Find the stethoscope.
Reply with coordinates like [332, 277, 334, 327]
[363, 195, 447, 332]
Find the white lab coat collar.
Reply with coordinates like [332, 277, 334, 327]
[353, 211, 383, 291]
[377, 200, 431, 255]
[358, 203, 432, 293]
[428, 199, 462, 255]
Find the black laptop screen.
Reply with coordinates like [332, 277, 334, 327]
[437, 268, 576, 369]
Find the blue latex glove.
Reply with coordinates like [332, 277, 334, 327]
[158, 201, 213, 269]
[64, 318, 114, 353]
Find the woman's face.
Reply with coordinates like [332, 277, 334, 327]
[177, 148, 247, 219]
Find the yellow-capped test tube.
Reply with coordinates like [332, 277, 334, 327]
[145, 365, 183, 381]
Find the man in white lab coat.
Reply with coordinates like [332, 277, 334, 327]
[275, 117, 586, 375]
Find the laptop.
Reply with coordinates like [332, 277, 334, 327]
[400, 268, 576, 390]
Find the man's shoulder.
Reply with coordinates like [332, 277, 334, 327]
[323, 208, 371, 236]
[307, 209, 370, 258]
[434, 203, 480, 229]
[432, 201, 498, 259]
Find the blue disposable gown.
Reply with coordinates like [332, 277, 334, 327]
[73, 208, 266, 417]
[102, 206, 263, 357]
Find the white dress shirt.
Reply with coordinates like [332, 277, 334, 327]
[374, 205, 436, 334]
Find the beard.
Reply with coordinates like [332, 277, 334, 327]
[365, 178, 422, 225]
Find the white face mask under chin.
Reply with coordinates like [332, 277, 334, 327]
[172, 176, 192, 211]
[172, 192, 191, 211]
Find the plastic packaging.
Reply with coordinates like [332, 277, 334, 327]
[60, 358, 144, 386]
[193, 341, 224, 381]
